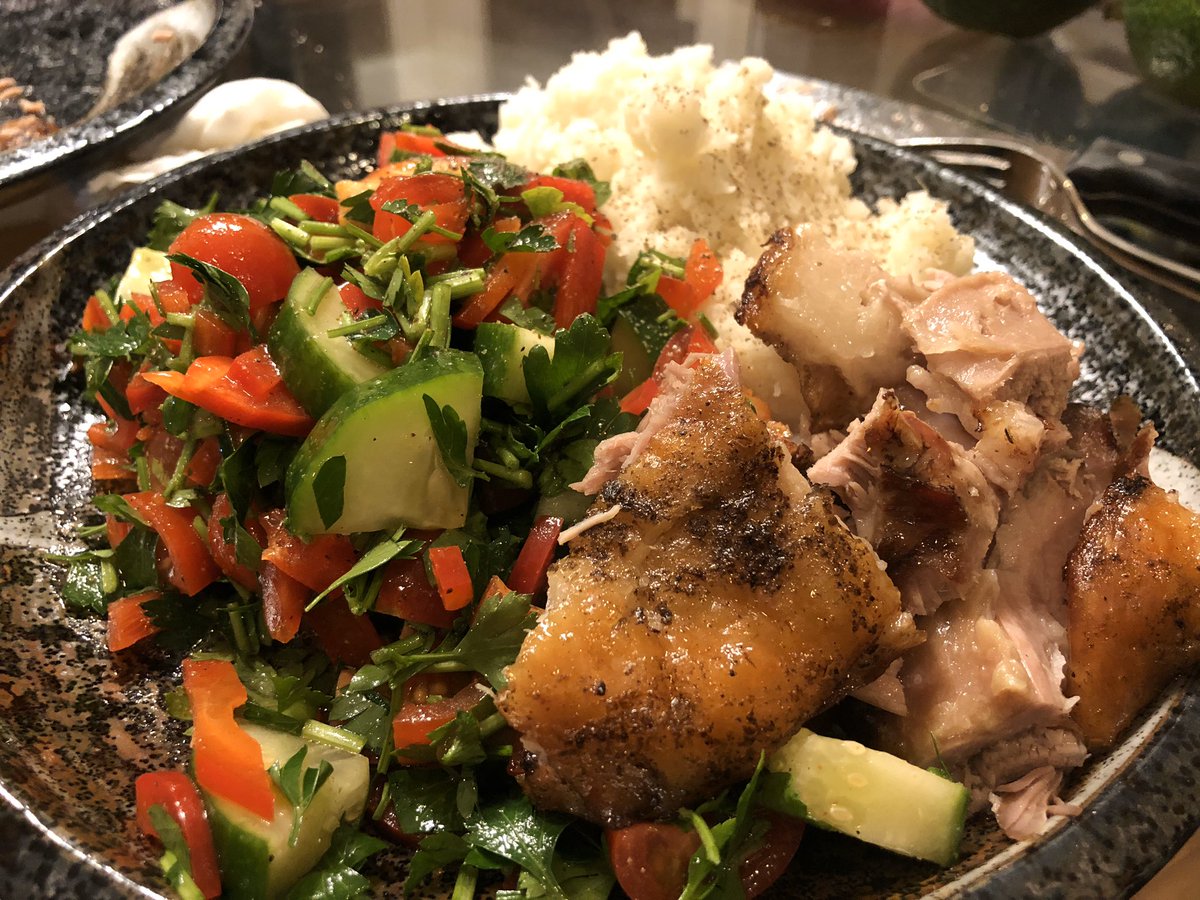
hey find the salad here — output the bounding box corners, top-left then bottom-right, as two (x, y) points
(63, 123), (877, 899)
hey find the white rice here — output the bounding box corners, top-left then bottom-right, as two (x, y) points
(493, 33), (974, 428)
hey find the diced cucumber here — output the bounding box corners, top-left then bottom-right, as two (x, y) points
(202, 723), (370, 900)
(115, 246), (173, 303)
(286, 349), (483, 535)
(268, 268), (389, 417)
(474, 322), (555, 406)
(609, 293), (683, 394)
(765, 729), (969, 866)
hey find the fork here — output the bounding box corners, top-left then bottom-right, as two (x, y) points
(896, 136), (1200, 303)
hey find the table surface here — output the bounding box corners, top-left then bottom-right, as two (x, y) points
(1, 0), (1198, 897)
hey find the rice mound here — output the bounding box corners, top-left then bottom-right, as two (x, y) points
(493, 33), (974, 429)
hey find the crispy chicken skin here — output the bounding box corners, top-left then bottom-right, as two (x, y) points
(498, 358), (918, 827)
(1065, 475), (1200, 749)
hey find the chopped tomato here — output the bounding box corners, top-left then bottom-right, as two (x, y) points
(140, 430), (220, 492)
(608, 823), (702, 900)
(135, 771), (222, 899)
(125, 492), (219, 596)
(206, 492), (261, 591)
(90, 449), (131, 481)
(169, 213), (300, 310)
(339, 281), (382, 316)
(375, 555), (454, 628)
(82, 294), (112, 332)
(377, 131), (447, 168)
(457, 216), (519, 269)
(508, 516), (563, 596)
(187, 436), (221, 487)
(259, 509), (357, 593)
(453, 248), (542, 329)
(289, 193), (340, 224)
(520, 174), (598, 216)
(553, 216), (605, 328)
(370, 173), (469, 245)
(182, 659), (275, 820)
(619, 377), (661, 416)
(106, 515), (133, 549)
(428, 545), (473, 611)
(107, 591), (161, 652)
(305, 598), (382, 667)
(192, 307), (239, 358)
(125, 372), (168, 417)
(88, 415), (138, 454)
(142, 352), (314, 437)
(227, 345), (285, 401)
(260, 561), (307, 643)
(392, 684), (488, 757)
(741, 813), (805, 898)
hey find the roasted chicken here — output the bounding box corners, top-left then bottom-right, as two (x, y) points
(499, 356), (918, 826)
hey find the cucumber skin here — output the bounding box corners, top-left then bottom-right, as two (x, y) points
(766, 729), (969, 867)
(268, 270), (387, 418)
(205, 797), (271, 900)
(474, 322), (554, 406)
(286, 349), (483, 535)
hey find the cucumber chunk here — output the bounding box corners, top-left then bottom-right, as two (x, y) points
(474, 322), (555, 406)
(286, 349), (483, 535)
(609, 293), (682, 394)
(765, 728), (969, 866)
(268, 268), (389, 417)
(202, 723), (370, 900)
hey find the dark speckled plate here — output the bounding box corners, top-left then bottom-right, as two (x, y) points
(0, 0), (253, 196)
(0, 97), (1199, 899)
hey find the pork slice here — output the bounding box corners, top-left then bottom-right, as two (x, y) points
(737, 225), (919, 431)
(808, 389), (1000, 615)
(901, 272), (1083, 427)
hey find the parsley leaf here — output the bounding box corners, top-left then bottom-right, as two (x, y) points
(523, 315), (622, 420)
(271, 159), (335, 199)
(467, 795), (571, 900)
(497, 297), (556, 335)
(340, 190), (376, 226)
(167, 253), (253, 335)
(269, 746), (335, 847)
(551, 159), (611, 208)
(445, 591), (537, 689)
(328, 690), (391, 754)
(387, 767), (466, 836)
(286, 823), (388, 900)
(423, 395), (479, 488)
(481, 223), (559, 255)
(61, 558), (110, 613)
(405, 832), (472, 895)
(520, 186), (590, 223)
(680, 756), (770, 900)
(146, 194), (218, 251)
(312, 455), (347, 530)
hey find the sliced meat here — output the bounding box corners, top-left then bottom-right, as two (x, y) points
(901, 272), (1083, 428)
(499, 357), (918, 826)
(1065, 474), (1200, 749)
(808, 389), (1000, 616)
(736, 226), (917, 431)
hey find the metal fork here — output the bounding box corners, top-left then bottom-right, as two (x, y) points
(896, 136), (1200, 303)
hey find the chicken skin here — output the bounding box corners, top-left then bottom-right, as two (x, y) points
(498, 357), (918, 826)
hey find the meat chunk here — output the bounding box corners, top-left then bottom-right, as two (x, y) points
(736, 226), (917, 431)
(808, 390), (1000, 615)
(900, 272), (1083, 428)
(499, 357), (918, 826)
(1065, 474), (1200, 748)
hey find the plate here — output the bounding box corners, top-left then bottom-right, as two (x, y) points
(0, 0), (254, 198)
(0, 96), (1198, 899)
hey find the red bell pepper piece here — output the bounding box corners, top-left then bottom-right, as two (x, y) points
(260, 561), (308, 644)
(124, 492), (219, 596)
(428, 545), (473, 611)
(258, 509), (358, 593)
(107, 591), (161, 652)
(375, 555), (455, 629)
(289, 193), (340, 224)
(508, 516), (563, 596)
(377, 131), (447, 168)
(135, 771), (223, 899)
(182, 658), (275, 821)
(370, 173), (469, 245)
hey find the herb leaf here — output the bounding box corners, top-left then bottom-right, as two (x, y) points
(312, 455), (347, 530)
(286, 823), (388, 900)
(146, 194), (218, 251)
(551, 159), (611, 208)
(467, 795), (570, 900)
(482, 223), (558, 255)
(422, 395), (479, 488)
(405, 832), (472, 895)
(269, 745), (335, 847)
(147, 804), (205, 900)
(167, 253), (253, 335)
(306, 527), (422, 611)
(272, 160), (335, 199)
(523, 315), (622, 420)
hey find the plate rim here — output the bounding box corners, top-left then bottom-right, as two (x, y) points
(0, 0), (256, 192)
(1, 92), (1198, 899)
